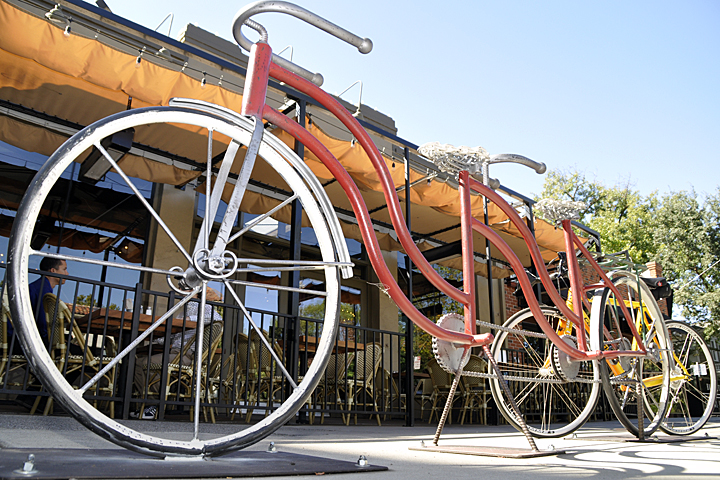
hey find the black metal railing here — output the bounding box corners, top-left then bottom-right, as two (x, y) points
(1, 264), (409, 423)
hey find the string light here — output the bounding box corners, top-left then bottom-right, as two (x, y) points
(201, 71), (207, 89)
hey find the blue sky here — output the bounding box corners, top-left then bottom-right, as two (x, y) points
(89, 0), (719, 200)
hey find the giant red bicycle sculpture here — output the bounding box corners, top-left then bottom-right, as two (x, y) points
(7, 1), (672, 458)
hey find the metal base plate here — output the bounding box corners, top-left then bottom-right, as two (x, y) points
(409, 444), (565, 458)
(568, 434), (716, 443)
(0, 448), (387, 479)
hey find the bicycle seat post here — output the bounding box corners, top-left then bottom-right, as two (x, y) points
(241, 23), (272, 119)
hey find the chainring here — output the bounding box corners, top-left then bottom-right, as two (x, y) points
(432, 313), (471, 373)
(551, 335), (580, 381)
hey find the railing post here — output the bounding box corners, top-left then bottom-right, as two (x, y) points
(155, 290), (175, 421)
(286, 96), (305, 419)
(121, 282), (143, 419)
(403, 147), (414, 427)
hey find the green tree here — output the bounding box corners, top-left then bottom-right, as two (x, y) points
(75, 294), (118, 310)
(538, 169), (720, 332)
(299, 301), (358, 337)
(653, 189), (720, 331)
(537, 169), (657, 262)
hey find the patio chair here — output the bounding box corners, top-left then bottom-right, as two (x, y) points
(379, 368), (406, 421)
(1, 284), (33, 393)
(311, 351), (354, 424)
(144, 321), (224, 420)
(36, 293), (117, 417)
(201, 349), (233, 424)
(247, 329), (285, 421)
(459, 355), (489, 425)
(426, 357), (460, 424)
(343, 342), (383, 426)
(227, 332), (256, 422)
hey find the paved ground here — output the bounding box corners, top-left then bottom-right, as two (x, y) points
(1, 410), (719, 479)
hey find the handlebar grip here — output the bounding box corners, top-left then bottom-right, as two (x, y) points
(489, 153), (546, 174)
(232, 1), (373, 86)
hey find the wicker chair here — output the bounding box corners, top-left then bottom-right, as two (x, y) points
(143, 321), (224, 420)
(37, 293), (117, 416)
(311, 351), (354, 424)
(379, 368), (406, 421)
(426, 357), (460, 424)
(246, 329), (285, 421)
(1, 284), (33, 392)
(343, 343), (383, 426)
(227, 332), (256, 422)
(459, 355), (489, 425)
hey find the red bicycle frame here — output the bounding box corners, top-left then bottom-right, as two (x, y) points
(245, 41), (645, 361)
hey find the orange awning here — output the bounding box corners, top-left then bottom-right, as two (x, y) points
(0, 0), (576, 276)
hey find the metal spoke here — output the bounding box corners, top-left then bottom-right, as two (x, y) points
(32, 250), (189, 278)
(95, 141), (193, 264)
(78, 287), (201, 394)
(223, 277), (329, 296)
(227, 194), (298, 244)
(223, 280), (297, 388)
(193, 285), (208, 440)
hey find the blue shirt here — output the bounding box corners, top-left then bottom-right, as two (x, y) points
(7, 277), (54, 345)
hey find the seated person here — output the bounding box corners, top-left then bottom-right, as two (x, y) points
(5, 258), (68, 409)
(7, 257), (68, 354)
(132, 287), (222, 419)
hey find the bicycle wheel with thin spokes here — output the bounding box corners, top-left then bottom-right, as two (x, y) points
(489, 307), (601, 438)
(8, 106), (345, 457)
(659, 321), (717, 435)
(591, 271), (671, 437)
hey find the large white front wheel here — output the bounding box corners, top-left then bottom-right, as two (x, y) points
(8, 106), (345, 457)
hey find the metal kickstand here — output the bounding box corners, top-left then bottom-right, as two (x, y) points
(432, 369), (463, 446)
(637, 376), (645, 441)
(412, 345), (564, 458)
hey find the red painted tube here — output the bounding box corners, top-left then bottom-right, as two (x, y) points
(571, 233), (647, 354)
(458, 172), (477, 335)
(267, 63), (472, 310)
(562, 219), (588, 351)
(464, 175), (583, 326)
(263, 106), (491, 347)
(459, 173), (592, 360)
(241, 43), (272, 118)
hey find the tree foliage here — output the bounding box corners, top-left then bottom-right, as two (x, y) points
(653, 189), (720, 332)
(537, 170), (720, 331)
(537, 170), (657, 262)
(75, 294), (118, 310)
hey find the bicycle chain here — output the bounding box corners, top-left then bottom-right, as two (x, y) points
(460, 369), (601, 384)
(476, 319), (550, 338)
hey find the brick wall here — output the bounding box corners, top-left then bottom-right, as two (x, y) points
(504, 280), (523, 318)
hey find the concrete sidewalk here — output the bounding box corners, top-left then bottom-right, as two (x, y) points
(1, 412), (719, 479)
